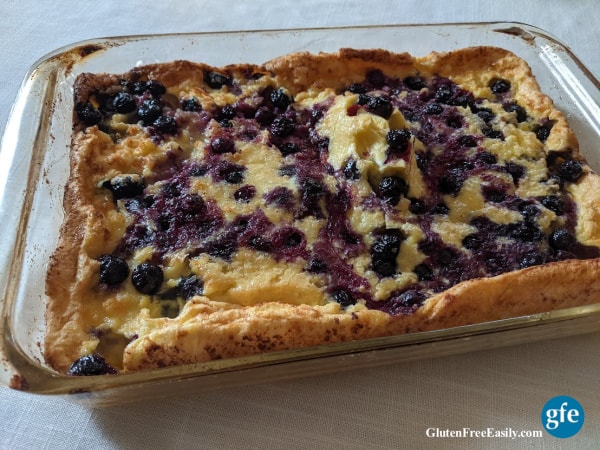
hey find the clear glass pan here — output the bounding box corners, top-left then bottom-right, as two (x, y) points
(1, 22), (599, 406)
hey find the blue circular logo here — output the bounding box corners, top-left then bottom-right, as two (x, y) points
(541, 395), (584, 438)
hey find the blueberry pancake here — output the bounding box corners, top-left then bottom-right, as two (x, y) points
(45, 47), (600, 375)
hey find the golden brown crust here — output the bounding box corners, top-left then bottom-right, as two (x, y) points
(45, 132), (111, 371)
(570, 173), (600, 247)
(46, 47), (600, 374)
(123, 258), (600, 370)
(264, 48), (416, 94)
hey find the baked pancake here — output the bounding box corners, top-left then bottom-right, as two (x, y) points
(45, 47), (600, 374)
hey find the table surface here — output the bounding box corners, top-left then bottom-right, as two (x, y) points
(2, 1), (599, 449)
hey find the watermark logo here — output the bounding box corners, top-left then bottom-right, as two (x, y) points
(541, 395), (584, 438)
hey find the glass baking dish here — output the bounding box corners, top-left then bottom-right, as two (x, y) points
(1, 22), (599, 406)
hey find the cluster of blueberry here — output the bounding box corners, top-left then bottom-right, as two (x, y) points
(339, 70), (595, 309)
(76, 79), (178, 137)
(80, 66), (595, 320)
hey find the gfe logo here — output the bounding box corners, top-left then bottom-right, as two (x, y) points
(541, 395), (584, 438)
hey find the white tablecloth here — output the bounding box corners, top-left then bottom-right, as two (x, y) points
(1, 1), (599, 448)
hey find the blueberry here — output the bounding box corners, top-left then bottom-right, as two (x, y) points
(462, 233), (483, 250)
(177, 193), (207, 216)
(254, 107), (275, 125)
(111, 92), (136, 114)
(549, 229), (575, 250)
(142, 195), (156, 207)
(434, 85), (453, 103)
(401, 110), (420, 122)
(482, 185), (506, 203)
(278, 165), (297, 177)
(277, 142), (300, 156)
(103, 174), (145, 200)
(446, 116), (463, 129)
(137, 98), (162, 125)
(372, 257), (396, 277)
(519, 252), (544, 268)
(558, 159), (583, 183)
(205, 71), (231, 89)
(131, 79), (166, 96)
(67, 354), (117, 376)
(357, 94), (370, 106)
(210, 136), (235, 154)
(477, 151), (497, 164)
(270, 117), (295, 137)
(271, 227), (305, 252)
(283, 231), (303, 248)
(224, 169), (245, 184)
(157, 214), (171, 231)
(181, 98), (202, 112)
(507, 222), (542, 242)
(415, 153), (429, 171)
(438, 171), (463, 195)
(413, 263), (433, 281)
(431, 203), (449, 215)
(476, 108), (495, 123)
(377, 176), (408, 205)
(371, 229), (403, 257)
(409, 198), (427, 214)
(145, 80), (167, 96)
(347, 83), (366, 94)
(484, 254), (510, 274)
(218, 105), (236, 125)
(131, 81), (149, 95)
(306, 257), (327, 273)
(541, 195), (564, 215)
(371, 229), (403, 277)
(447, 95), (472, 108)
(423, 103), (444, 115)
(535, 124), (552, 142)
(205, 235), (237, 260)
(178, 275), (204, 300)
(482, 127), (504, 140)
(519, 203), (540, 222)
(506, 162), (525, 184)
(247, 235), (272, 252)
(490, 78), (511, 94)
(152, 115), (178, 135)
(233, 185), (256, 202)
(343, 159), (361, 180)
(270, 88), (293, 109)
(503, 103), (527, 122)
(342, 232), (358, 246)
(231, 216), (249, 233)
(418, 239), (437, 255)
(438, 248), (458, 266)
(331, 288), (356, 307)
(98, 255), (129, 285)
(132, 263), (164, 295)
(365, 95), (393, 119)
(386, 129), (411, 152)
(404, 76), (426, 90)
(395, 290), (424, 307)
(76, 102), (102, 126)
(458, 135), (478, 147)
(300, 178), (325, 200)
(189, 165), (207, 177)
